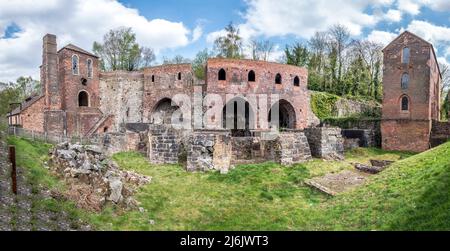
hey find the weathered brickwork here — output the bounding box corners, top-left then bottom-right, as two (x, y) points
(381, 31), (442, 152)
(19, 97), (45, 132)
(206, 58), (309, 130)
(187, 130), (232, 173)
(99, 71), (144, 130)
(148, 125), (180, 164)
(305, 127), (344, 159)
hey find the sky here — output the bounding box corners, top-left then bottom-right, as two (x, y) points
(0, 0), (449, 83)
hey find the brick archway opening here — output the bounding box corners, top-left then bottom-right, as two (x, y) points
(222, 97), (254, 137)
(268, 99), (296, 129)
(150, 98), (180, 125)
(78, 91), (89, 107)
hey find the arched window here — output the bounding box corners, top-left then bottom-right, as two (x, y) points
(218, 68), (226, 81)
(151, 75), (155, 82)
(178, 72), (182, 80)
(294, 76), (300, 86)
(401, 73), (409, 89)
(78, 91), (89, 107)
(248, 70), (256, 82)
(87, 59), (93, 78)
(275, 73), (282, 84)
(401, 96), (409, 111)
(402, 47), (410, 64)
(72, 55), (79, 75)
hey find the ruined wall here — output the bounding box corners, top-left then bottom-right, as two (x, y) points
(99, 71), (144, 130)
(305, 127), (344, 159)
(206, 58), (309, 130)
(142, 64), (194, 123)
(275, 131), (312, 165)
(187, 130), (232, 173)
(430, 120), (450, 147)
(333, 98), (381, 118)
(148, 125), (180, 164)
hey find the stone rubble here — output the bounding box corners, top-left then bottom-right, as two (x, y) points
(48, 142), (151, 211)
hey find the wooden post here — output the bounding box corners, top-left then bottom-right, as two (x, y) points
(9, 146), (17, 195)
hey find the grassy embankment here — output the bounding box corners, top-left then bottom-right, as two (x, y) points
(6, 136), (450, 230)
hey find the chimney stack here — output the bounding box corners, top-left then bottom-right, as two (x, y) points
(42, 34), (59, 109)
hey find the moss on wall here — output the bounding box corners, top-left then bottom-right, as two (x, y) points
(310, 92), (340, 120)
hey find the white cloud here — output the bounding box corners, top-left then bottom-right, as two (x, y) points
(384, 9), (402, 22)
(406, 20), (450, 45)
(367, 30), (398, 45)
(0, 0), (198, 82)
(236, 0), (401, 39)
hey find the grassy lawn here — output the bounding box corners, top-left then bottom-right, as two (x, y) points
(6, 136), (450, 230)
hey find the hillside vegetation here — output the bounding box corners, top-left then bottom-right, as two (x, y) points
(5, 136), (449, 230)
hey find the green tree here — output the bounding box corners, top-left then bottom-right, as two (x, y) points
(192, 49), (212, 80)
(93, 27), (155, 71)
(284, 43), (309, 67)
(214, 22), (243, 59)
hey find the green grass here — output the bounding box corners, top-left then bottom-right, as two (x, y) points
(6, 136), (450, 230)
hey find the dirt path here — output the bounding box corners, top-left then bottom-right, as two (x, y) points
(0, 135), (91, 231)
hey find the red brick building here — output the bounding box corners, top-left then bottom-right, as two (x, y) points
(8, 34), (310, 137)
(381, 31), (442, 152)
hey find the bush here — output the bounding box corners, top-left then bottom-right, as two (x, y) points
(310, 92), (340, 119)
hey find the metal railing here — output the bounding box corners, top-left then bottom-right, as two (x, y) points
(7, 126), (102, 145)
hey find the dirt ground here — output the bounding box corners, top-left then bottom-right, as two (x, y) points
(0, 135), (91, 231)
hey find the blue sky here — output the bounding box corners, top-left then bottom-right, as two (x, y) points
(0, 0), (449, 82)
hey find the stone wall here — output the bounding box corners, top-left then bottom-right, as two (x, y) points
(148, 125), (180, 164)
(341, 129), (376, 148)
(187, 130), (232, 173)
(275, 131), (312, 165)
(430, 120), (450, 147)
(99, 72), (144, 130)
(305, 127), (344, 159)
(332, 98), (380, 117)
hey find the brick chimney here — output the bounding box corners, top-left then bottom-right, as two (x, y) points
(42, 34), (60, 109)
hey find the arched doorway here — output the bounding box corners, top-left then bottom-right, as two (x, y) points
(222, 97), (255, 137)
(78, 91), (89, 107)
(268, 99), (296, 129)
(150, 98), (180, 125)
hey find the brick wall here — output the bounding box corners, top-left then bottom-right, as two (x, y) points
(20, 97), (45, 132)
(381, 120), (431, 152)
(206, 58), (309, 130)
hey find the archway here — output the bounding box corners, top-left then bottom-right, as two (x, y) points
(268, 99), (297, 129)
(150, 98), (180, 125)
(222, 97), (255, 137)
(78, 91), (89, 107)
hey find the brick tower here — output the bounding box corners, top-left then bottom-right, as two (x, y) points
(381, 31), (442, 152)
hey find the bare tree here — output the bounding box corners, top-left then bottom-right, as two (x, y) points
(329, 24), (351, 85)
(249, 39), (274, 61)
(308, 31), (328, 74)
(352, 40), (383, 97)
(440, 62), (450, 99)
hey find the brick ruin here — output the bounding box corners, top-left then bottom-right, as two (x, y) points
(6, 31), (449, 172)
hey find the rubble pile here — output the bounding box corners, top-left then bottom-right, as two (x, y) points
(48, 142), (151, 211)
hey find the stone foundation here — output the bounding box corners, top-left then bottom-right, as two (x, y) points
(305, 127), (344, 159)
(275, 131), (312, 165)
(148, 125), (180, 164)
(187, 130), (232, 173)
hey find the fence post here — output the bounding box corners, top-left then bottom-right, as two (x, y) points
(13, 127), (16, 136)
(9, 146), (17, 195)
